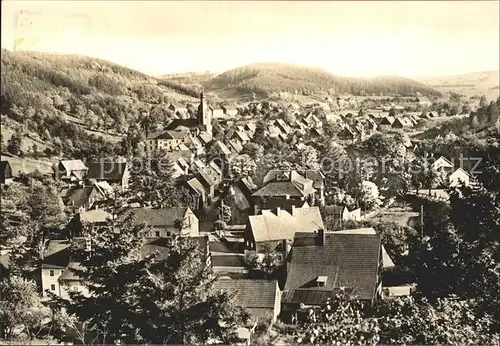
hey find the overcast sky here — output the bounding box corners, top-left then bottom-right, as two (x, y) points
(2, 1), (499, 77)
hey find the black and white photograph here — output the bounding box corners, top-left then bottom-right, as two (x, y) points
(0, 1), (499, 345)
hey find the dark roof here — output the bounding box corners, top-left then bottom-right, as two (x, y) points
(164, 118), (201, 131)
(282, 288), (338, 305)
(285, 233), (381, 300)
(42, 239), (86, 269)
(65, 186), (94, 209)
(214, 279), (278, 309)
(87, 162), (128, 181)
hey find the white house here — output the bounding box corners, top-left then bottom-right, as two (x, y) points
(431, 156), (454, 172)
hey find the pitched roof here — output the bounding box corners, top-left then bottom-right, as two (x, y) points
(42, 238), (86, 269)
(64, 186), (93, 208)
(253, 171), (315, 198)
(60, 159), (88, 172)
(198, 166), (222, 187)
(213, 140), (231, 156)
(332, 228), (395, 268)
(264, 170), (324, 190)
(214, 279), (278, 309)
(87, 162), (128, 181)
(285, 233), (381, 300)
(228, 139), (243, 154)
(211, 254), (247, 268)
(248, 206), (324, 242)
(186, 178), (205, 196)
(380, 116), (395, 125)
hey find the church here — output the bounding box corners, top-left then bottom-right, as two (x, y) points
(144, 91), (213, 156)
(164, 91), (212, 138)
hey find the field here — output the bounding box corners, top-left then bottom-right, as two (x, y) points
(0, 155), (56, 176)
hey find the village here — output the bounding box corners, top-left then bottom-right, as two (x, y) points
(2, 85), (491, 345)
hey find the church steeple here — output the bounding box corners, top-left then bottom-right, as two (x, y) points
(197, 89), (212, 137)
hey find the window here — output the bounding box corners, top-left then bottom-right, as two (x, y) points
(50, 284), (56, 291)
(49, 270), (55, 277)
(166, 232), (171, 237)
(155, 231), (160, 237)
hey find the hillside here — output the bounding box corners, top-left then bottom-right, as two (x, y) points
(0, 49), (196, 158)
(203, 62), (442, 98)
(415, 70), (500, 100)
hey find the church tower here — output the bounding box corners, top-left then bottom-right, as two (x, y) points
(197, 90), (212, 136)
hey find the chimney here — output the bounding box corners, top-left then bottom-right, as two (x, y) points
(317, 229), (325, 246)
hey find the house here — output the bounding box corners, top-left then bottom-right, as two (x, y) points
(337, 127), (355, 141)
(323, 205), (361, 222)
(61, 183), (110, 214)
(228, 139), (244, 155)
(282, 231), (383, 311)
(263, 170), (325, 207)
(197, 165), (223, 202)
(428, 111), (439, 118)
(391, 117), (407, 129)
(273, 119), (292, 136)
(449, 167), (471, 187)
(119, 206), (199, 237)
(145, 130), (190, 155)
(54, 159), (88, 184)
(214, 279), (281, 323)
(41, 238), (89, 299)
(431, 156), (454, 172)
(379, 116), (395, 130)
(223, 184), (252, 225)
(86, 161), (129, 192)
(220, 105), (239, 117)
(211, 254), (249, 276)
(245, 205), (324, 259)
(164, 92), (212, 139)
(66, 209), (113, 238)
(252, 171), (317, 214)
(211, 140), (232, 158)
(0, 160), (13, 185)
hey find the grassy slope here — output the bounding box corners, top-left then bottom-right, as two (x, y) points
(415, 70), (500, 100)
(1, 50), (198, 155)
(202, 62), (442, 99)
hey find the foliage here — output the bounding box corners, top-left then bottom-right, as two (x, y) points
(229, 154), (257, 181)
(208, 62), (441, 97)
(6, 130), (22, 156)
(0, 275), (51, 340)
(128, 156), (189, 208)
(355, 181), (381, 211)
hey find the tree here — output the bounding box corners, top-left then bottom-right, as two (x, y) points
(244, 244), (281, 278)
(61, 218), (249, 344)
(229, 154), (257, 181)
(0, 275), (51, 340)
(241, 142), (264, 161)
(129, 156), (186, 208)
(377, 297), (499, 345)
(7, 130), (22, 156)
(294, 288), (379, 345)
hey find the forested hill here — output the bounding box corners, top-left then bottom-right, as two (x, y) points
(205, 62), (442, 97)
(0, 50), (196, 158)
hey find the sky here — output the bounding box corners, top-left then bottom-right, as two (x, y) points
(1, 1), (499, 77)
